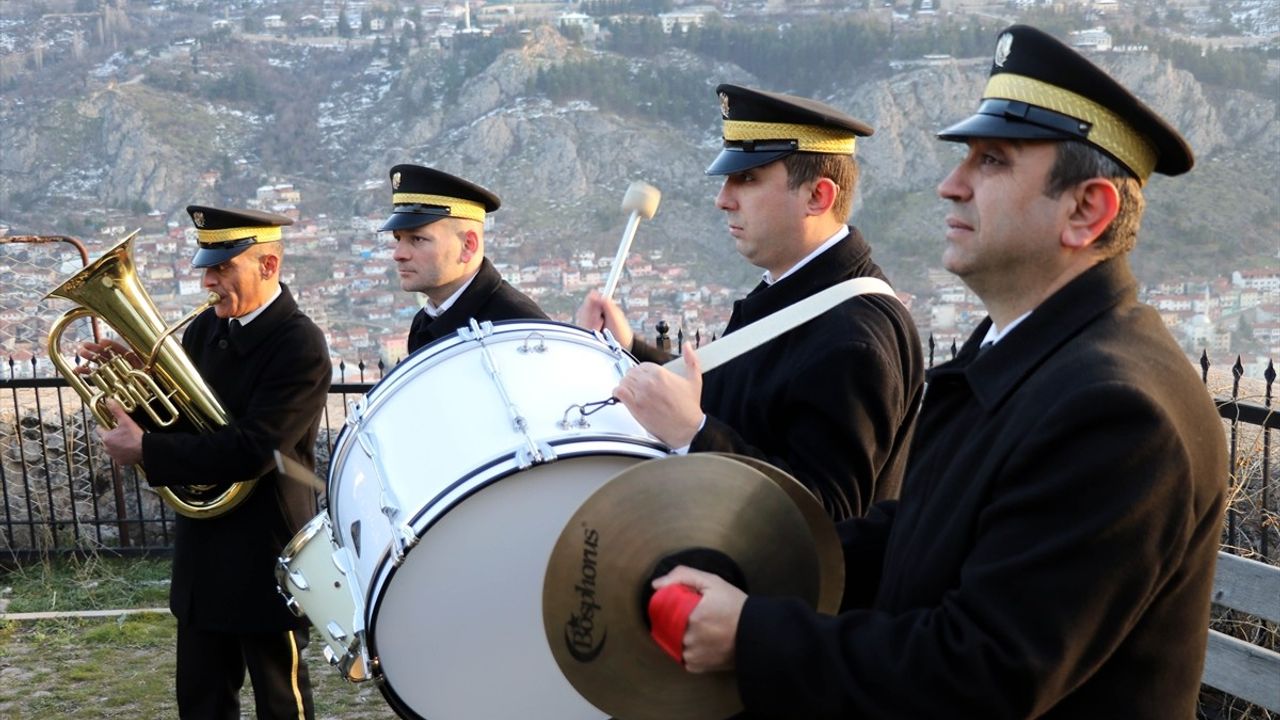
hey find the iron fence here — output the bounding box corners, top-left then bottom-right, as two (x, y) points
(2, 342), (1275, 567)
(0, 354), (384, 564)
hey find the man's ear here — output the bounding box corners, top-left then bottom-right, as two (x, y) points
(1062, 178), (1120, 250)
(806, 177), (839, 217)
(260, 251), (280, 280)
(459, 228), (480, 263)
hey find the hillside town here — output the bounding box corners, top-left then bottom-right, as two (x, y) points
(1, 178), (1276, 380)
(2, 0), (1277, 72)
(1, 0), (1276, 379)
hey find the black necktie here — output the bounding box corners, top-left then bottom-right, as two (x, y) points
(216, 319), (237, 350)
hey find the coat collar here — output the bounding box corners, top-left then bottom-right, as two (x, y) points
(728, 226), (882, 331)
(220, 283), (300, 353)
(421, 257), (502, 339)
(928, 258), (1138, 411)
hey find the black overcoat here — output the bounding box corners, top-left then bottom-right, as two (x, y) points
(143, 284), (331, 633)
(634, 229), (924, 520)
(735, 259), (1228, 719)
(406, 257), (547, 354)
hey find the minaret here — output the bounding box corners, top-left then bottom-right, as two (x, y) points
(464, 1), (471, 31)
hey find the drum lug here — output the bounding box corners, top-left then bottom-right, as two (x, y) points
(601, 328), (623, 352)
(390, 523), (419, 566)
(516, 440), (557, 469)
(281, 595), (303, 618)
(457, 318), (494, 341)
(345, 397), (366, 430)
(274, 556), (308, 618)
(287, 568), (310, 591)
(600, 330), (632, 377)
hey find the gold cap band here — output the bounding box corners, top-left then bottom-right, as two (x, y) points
(722, 119), (857, 155)
(196, 225), (283, 245)
(984, 73), (1157, 181)
(391, 193), (487, 222)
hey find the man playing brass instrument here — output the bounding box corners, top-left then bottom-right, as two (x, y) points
(85, 206), (330, 720)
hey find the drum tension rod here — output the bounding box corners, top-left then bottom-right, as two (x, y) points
(461, 319), (555, 466)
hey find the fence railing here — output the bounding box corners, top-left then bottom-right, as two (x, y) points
(0, 354), (385, 563)
(2, 339), (1277, 716)
(3, 343), (1275, 566)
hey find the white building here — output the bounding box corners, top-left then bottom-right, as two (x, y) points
(1232, 269), (1280, 292)
(658, 6), (716, 33)
(1070, 27), (1113, 52)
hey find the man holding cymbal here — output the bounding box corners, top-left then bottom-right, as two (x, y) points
(655, 26), (1227, 719)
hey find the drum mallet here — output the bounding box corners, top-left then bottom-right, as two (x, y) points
(601, 181), (661, 303)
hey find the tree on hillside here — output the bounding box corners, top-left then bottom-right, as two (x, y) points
(558, 22), (584, 43)
(338, 5), (354, 38)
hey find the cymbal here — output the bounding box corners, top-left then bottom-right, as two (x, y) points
(542, 454), (842, 720)
(706, 453), (844, 613)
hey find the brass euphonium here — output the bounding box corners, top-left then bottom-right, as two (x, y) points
(44, 230), (256, 519)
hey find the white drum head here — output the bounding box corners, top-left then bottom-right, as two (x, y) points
(370, 454), (640, 719)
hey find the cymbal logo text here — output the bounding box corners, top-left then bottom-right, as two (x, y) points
(563, 526), (608, 662)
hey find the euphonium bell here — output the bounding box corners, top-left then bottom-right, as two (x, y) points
(44, 230), (256, 519)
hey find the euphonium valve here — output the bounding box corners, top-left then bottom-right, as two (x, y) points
(44, 230), (256, 519)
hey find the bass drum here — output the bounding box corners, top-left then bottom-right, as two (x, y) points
(328, 320), (668, 719)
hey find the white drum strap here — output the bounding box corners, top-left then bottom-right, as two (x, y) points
(665, 277), (899, 376)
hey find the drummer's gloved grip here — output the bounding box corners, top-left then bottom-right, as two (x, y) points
(648, 584), (702, 664)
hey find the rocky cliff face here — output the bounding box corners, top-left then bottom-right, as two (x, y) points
(2, 82), (251, 218)
(1, 25), (1274, 288)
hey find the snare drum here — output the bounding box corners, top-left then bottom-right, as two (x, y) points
(328, 320), (668, 719)
(275, 512), (368, 681)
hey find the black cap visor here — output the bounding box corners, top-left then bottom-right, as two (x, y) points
(191, 238), (257, 269)
(379, 206), (453, 233)
(938, 99), (1088, 144)
(705, 146), (796, 176)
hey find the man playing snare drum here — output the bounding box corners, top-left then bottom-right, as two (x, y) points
(381, 164), (547, 355)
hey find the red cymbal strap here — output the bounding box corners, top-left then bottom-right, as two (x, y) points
(648, 584), (702, 664)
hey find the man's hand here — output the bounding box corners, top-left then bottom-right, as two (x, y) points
(76, 339), (141, 374)
(96, 399), (144, 467)
(613, 344), (703, 447)
(576, 289), (634, 351)
(652, 565), (747, 673)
